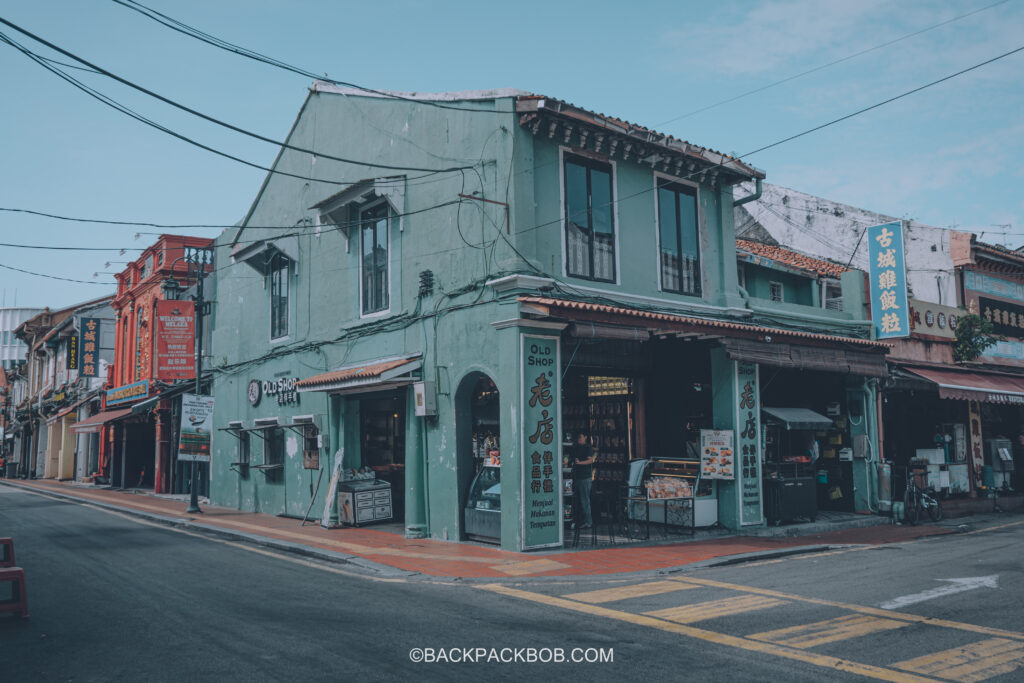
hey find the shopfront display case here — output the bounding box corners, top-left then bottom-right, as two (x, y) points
(761, 409), (828, 523)
(465, 464), (501, 544)
(337, 477), (393, 527)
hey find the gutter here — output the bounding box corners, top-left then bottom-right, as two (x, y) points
(733, 178), (763, 207)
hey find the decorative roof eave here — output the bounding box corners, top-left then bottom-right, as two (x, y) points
(971, 241), (1024, 272)
(516, 97), (763, 186)
(518, 296), (889, 351)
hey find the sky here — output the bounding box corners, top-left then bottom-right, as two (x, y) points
(1, 0), (1022, 309)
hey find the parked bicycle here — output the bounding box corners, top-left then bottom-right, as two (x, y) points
(902, 463), (943, 525)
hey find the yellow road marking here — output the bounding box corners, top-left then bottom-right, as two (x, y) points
(894, 638), (1024, 682)
(563, 580), (698, 604)
(749, 614), (909, 649)
(672, 577), (1024, 641)
(478, 584), (936, 683)
(646, 595), (786, 624)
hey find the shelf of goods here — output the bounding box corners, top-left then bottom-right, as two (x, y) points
(562, 397), (632, 489)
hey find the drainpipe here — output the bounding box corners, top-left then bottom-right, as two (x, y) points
(733, 178), (763, 207)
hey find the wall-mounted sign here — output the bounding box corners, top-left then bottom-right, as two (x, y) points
(258, 377), (300, 405)
(178, 393), (214, 463)
(154, 300), (195, 381)
(868, 221), (910, 339)
(67, 334), (78, 371)
(521, 335), (562, 550)
(908, 299), (961, 340)
(79, 317), (101, 377)
(736, 362), (763, 525)
(700, 429), (735, 480)
(978, 296), (1024, 339)
(247, 380), (262, 406)
(106, 380), (149, 407)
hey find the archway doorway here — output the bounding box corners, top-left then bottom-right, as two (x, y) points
(455, 372), (500, 542)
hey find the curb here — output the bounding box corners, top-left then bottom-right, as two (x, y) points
(1, 480), (415, 579)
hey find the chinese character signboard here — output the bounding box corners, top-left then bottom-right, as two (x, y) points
(106, 379), (149, 407)
(978, 297), (1024, 339)
(736, 362), (763, 525)
(155, 300), (195, 380)
(700, 429), (735, 480)
(868, 221), (910, 339)
(178, 393), (214, 463)
(521, 335), (562, 550)
(67, 334), (78, 370)
(968, 400), (984, 489)
(79, 317), (101, 377)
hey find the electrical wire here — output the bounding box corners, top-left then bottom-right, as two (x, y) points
(655, 0), (1012, 125)
(0, 18), (476, 175)
(112, 0), (507, 115)
(0, 261), (114, 284)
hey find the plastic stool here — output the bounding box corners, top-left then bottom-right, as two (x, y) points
(0, 538), (13, 568)
(0, 567), (28, 618)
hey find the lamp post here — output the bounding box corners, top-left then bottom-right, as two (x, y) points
(161, 246), (212, 515)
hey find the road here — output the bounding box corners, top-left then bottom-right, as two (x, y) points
(2, 484), (1023, 682)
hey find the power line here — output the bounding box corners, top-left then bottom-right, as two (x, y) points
(0, 241), (141, 252)
(656, 0), (1011, 126)
(112, 0), (507, 115)
(0, 261), (115, 285)
(0, 17), (477, 175)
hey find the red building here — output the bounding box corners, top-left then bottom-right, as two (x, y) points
(100, 235), (213, 493)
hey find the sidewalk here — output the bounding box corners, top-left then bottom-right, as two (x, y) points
(1, 478), (982, 580)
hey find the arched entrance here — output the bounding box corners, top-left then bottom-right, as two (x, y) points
(455, 372), (500, 542)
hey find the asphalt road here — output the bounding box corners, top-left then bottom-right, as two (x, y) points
(2, 485), (1023, 682)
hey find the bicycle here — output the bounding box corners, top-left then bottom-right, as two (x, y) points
(902, 464), (943, 525)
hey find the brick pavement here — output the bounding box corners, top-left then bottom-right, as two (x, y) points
(2, 479), (959, 579)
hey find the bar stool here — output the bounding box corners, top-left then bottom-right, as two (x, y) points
(0, 538), (14, 568)
(0, 566), (28, 618)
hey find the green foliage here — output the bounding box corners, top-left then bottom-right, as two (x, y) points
(953, 313), (1002, 362)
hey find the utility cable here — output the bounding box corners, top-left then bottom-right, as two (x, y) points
(112, 0), (507, 115)
(0, 17), (476, 174)
(0, 261), (114, 285)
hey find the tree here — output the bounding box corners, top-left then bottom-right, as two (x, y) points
(953, 313), (1002, 362)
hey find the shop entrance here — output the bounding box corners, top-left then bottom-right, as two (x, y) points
(456, 373), (501, 543)
(359, 392), (406, 522)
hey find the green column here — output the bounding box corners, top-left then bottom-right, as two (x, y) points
(404, 388), (427, 539)
(847, 378), (880, 513)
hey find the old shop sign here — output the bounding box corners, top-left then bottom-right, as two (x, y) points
(106, 380), (150, 406)
(521, 335), (562, 550)
(255, 377), (301, 406)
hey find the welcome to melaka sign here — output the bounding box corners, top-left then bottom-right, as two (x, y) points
(521, 335), (562, 550)
(155, 300), (196, 381)
(868, 221), (910, 339)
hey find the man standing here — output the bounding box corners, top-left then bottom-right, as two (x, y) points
(571, 432), (596, 529)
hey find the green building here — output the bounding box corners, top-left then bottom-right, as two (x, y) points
(208, 85), (888, 551)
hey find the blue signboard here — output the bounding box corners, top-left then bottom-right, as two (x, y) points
(867, 221), (910, 339)
(106, 379), (150, 407)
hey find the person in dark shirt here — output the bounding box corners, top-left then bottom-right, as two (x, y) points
(570, 432), (596, 528)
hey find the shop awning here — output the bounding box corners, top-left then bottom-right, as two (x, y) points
(900, 366), (1024, 404)
(131, 381), (194, 415)
(296, 355), (422, 394)
(69, 408), (134, 434)
(762, 407), (835, 430)
(722, 338), (888, 377)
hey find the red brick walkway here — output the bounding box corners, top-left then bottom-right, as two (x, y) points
(3, 479), (958, 578)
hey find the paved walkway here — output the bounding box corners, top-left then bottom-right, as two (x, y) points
(2, 478), (966, 579)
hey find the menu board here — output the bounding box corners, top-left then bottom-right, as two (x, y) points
(700, 429), (735, 480)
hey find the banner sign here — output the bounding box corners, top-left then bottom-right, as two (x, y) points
(736, 362), (763, 525)
(106, 379), (149, 407)
(79, 317), (101, 377)
(867, 221), (910, 339)
(978, 296), (1024, 339)
(67, 334), (79, 370)
(968, 400), (984, 489)
(178, 393), (214, 463)
(521, 334), (562, 550)
(700, 429), (735, 480)
(155, 300), (196, 380)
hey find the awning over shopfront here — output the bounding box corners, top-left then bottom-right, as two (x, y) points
(131, 381), (194, 415)
(295, 355), (422, 394)
(69, 408), (134, 434)
(722, 338), (888, 377)
(762, 407), (836, 430)
(900, 366), (1024, 404)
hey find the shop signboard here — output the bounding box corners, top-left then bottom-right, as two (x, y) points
(106, 380), (149, 407)
(154, 300), (196, 380)
(968, 400), (984, 488)
(978, 297), (1024, 339)
(700, 429), (735, 480)
(178, 393), (214, 463)
(521, 334), (562, 550)
(78, 317), (101, 377)
(67, 334), (78, 370)
(867, 221), (910, 339)
(735, 362), (763, 526)
(908, 299), (960, 340)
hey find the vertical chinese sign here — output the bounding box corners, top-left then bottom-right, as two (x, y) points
(736, 362), (763, 525)
(868, 221), (910, 339)
(521, 335), (562, 549)
(78, 317), (101, 377)
(968, 400), (984, 489)
(155, 300), (196, 380)
(67, 333), (78, 371)
(178, 393), (214, 463)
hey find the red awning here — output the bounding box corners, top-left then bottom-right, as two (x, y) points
(296, 355), (422, 393)
(69, 408), (134, 434)
(901, 366), (1024, 404)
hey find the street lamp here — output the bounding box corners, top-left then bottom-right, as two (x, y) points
(161, 246), (212, 515)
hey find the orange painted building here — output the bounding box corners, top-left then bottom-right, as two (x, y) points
(101, 234), (213, 493)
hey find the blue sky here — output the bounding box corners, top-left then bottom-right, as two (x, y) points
(1, 0), (1022, 309)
